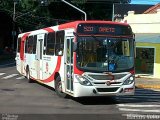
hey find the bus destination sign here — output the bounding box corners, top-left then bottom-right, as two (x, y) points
(77, 23), (132, 35)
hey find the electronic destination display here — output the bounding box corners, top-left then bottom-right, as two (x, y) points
(77, 23), (133, 35)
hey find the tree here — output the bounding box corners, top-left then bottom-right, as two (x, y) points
(0, 0), (131, 32)
(0, 0), (54, 32)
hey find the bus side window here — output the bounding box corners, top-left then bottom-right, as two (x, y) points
(55, 30), (64, 56)
(33, 35), (37, 54)
(46, 32), (55, 55)
(25, 37), (29, 53)
(17, 37), (21, 53)
(43, 34), (47, 55)
(28, 36), (34, 54)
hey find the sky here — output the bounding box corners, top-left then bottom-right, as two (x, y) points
(131, 0), (160, 5)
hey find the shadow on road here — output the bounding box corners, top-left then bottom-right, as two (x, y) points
(25, 75), (160, 105)
(72, 96), (118, 105)
(35, 79), (160, 105)
(35, 81), (118, 105)
(72, 88), (160, 105)
(62, 87), (160, 105)
(115, 87), (160, 104)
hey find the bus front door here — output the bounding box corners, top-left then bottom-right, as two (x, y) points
(65, 37), (74, 93)
(36, 34), (44, 80)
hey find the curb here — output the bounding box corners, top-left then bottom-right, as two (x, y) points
(136, 84), (160, 89)
(135, 75), (154, 79)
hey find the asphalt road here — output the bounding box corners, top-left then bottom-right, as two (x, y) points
(0, 63), (160, 120)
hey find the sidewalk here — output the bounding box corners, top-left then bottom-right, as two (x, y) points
(136, 77), (160, 89)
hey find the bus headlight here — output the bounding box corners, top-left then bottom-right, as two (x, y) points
(123, 76), (134, 85)
(75, 75), (92, 86)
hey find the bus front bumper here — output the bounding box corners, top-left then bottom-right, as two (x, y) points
(73, 82), (135, 97)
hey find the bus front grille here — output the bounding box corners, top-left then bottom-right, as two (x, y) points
(96, 87), (119, 92)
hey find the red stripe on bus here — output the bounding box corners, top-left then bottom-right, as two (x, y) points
(58, 21), (78, 30)
(73, 53), (84, 75)
(20, 33), (30, 60)
(40, 27), (56, 83)
(41, 56), (61, 83)
(43, 27), (54, 32)
(58, 21), (129, 30)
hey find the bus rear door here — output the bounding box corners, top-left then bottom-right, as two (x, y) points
(36, 34), (44, 80)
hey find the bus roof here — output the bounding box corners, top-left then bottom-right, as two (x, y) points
(18, 20), (130, 37)
(58, 20), (129, 30)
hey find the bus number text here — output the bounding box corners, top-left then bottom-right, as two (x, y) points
(83, 26), (94, 32)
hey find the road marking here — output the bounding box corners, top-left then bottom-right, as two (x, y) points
(16, 76), (25, 79)
(135, 93), (160, 95)
(117, 89), (160, 115)
(117, 94), (160, 99)
(119, 108), (160, 113)
(2, 74), (19, 79)
(0, 73), (5, 76)
(118, 96), (160, 99)
(135, 89), (160, 92)
(117, 104), (160, 108)
(135, 91), (160, 94)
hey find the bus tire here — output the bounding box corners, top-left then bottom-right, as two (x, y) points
(55, 76), (67, 98)
(26, 67), (33, 83)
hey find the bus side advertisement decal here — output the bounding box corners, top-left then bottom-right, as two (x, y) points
(41, 56), (62, 83)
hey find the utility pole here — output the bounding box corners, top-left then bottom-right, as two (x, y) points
(61, 0), (87, 21)
(12, 0), (19, 50)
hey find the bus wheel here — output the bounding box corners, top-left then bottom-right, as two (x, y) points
(55, 76), (67, 98)
(26, 67), (33, 83)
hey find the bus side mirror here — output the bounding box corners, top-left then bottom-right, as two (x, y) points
(73, 42), (77, 52)
(58, 50), (63, 56)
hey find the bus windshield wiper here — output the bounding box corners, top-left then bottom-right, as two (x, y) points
(91, 35), (101, 42)
(73, 32), (79, 37)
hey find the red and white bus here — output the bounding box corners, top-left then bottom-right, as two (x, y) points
(15, 20), (135, 97)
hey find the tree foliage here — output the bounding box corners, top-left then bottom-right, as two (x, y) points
(0, 0), (53, 31)
(0, 0), (131, 32)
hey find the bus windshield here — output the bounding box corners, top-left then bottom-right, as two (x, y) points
(76, 36), (134, 72)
